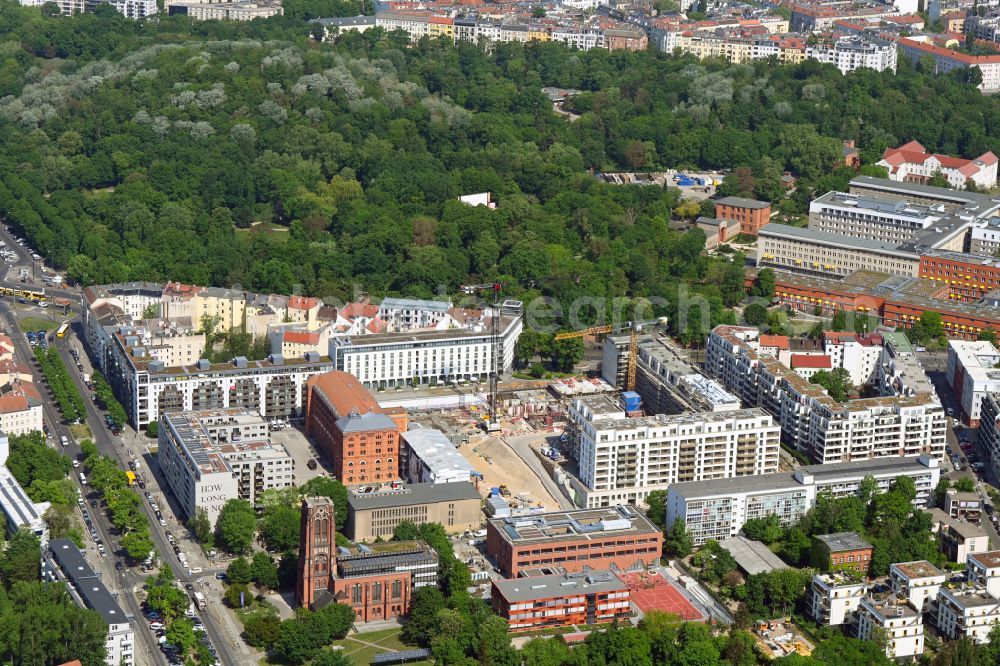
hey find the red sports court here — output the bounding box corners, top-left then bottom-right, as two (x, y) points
(622, 571), (704, 621)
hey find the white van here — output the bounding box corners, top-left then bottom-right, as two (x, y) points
(60, 435), (69, 447)
(79, 473), (87, 485)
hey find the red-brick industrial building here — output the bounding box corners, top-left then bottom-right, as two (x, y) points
(715, 197), (772, 236)
(305, 371), (407, 486)
(486, 506), (662, 579)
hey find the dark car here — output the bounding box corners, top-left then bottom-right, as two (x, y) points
(215, 572), (226, 581)
(115, 561), (124, 571)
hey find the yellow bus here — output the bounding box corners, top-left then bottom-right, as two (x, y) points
(126, 471), (136, 487)
(56, 322), (69, 338)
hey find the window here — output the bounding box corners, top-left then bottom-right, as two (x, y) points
(373, 582), (382, 602)
(392, 580), (402, 599)
(352, 584), (362, 604)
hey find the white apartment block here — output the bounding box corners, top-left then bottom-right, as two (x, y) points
(568, 395), (779, 509)
(890, 561), (945, 611)
(947, 339), (1000, 426)
(377, 297), (451, 331)
(898, 37), (1000, 93)
(157, 409), (293, 524)
(971, 218), (1000, 255)
(878, 140), (998, 190)
(823, 332), (883, 386)
(665, 454), (940, 545)
(19, 0), (85, 14)
(330, 307), (522, 390)
(936, 516), (990, 564)
(705, 326), (946, 464)
(936, 587), (1000, 643)
(810, 573), (868, 625)
(107, 0), (157, 17)
(806, 37), (897, 74)
(977, 393), (1000, 484)
(167, 0), (282, 19)
(857, 595), (924, 659)
(876, 332), (936, 400)
(967, 551), (1000, 598)
(756, 223), (920, 279)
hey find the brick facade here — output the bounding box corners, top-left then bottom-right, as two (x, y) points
(296, 496), (337, 609)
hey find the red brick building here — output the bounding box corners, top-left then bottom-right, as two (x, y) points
(295, 495), (439, 620)
(296, 496), (337, 609)
(715, 197), (772, 236)
(919, 251), (1000, 302)
(492, 570), (632, 632)
(486, 507), (662, 579)
(305, 371), (407, 485)
(813, 532), (873, 575)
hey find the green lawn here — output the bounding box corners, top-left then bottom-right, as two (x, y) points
(235, 221), (289, 244)
(330, 628), (418, 666)
(19, 316), (60, 332)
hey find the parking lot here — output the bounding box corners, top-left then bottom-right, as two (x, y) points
(269, 424), (332, 485)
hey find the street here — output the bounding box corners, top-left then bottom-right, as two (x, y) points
(0, 225), (247, 665)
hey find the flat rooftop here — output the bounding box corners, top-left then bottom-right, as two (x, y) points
(759, 223), (921, 257)
(941, 587), (1000, 608)
(668, 455), (936, 500)
(969, 550), (1000, 569)
(850, 176), (1000, 213)
(588, 407), (773, 432)
(493, 570), (627, 603)
(892, 560), (944, 580)
(401, 427), (478, 479)
(816, 532), (872, 552)
(948, 340), (1000, 382)
(348, 481), (480, 510)
(162, 409), (286, 476)
(489, 505), (659, 546)
(0, 466), (46, 531)
(49, 539), (128, 625)
(332, 315), (519, 347)
(864, 594), (920, 618)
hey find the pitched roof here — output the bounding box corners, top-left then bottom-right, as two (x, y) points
(758, 335), (790, 350)
(283, 331), (319, 345)
(791, 354), (832, 369)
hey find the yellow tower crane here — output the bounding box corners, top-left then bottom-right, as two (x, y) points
(553, 318), (667, 392)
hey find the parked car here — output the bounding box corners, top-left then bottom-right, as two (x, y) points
(150, 622), (166, 630)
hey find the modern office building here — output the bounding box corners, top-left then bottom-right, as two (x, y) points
(491, 570), (632, 632)
(399, 427), (479, 485)
(567, 394), (779, 508)
(705, 326), (946, 464)
(305, 371), (407, 486)
(344, 482), (482, 541)
(47, 539), (135, 666)
(157, 409), (294, 524)
(665, 454), (941, 545)
(485, 505), (662, 579)
(809, 573), (868, 626)
(857, 594), (924, 659)
(947, 340), (1000, 426)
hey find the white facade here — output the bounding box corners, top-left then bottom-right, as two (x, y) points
(824, 333), (883, 386)
(666, 454), (940, 545)
(890, 561), (945, 611)
(157, 409), (293, 524)
(331, 310), (522, 390)
(806, 37), (897, 74)
(857, 596), (924, 659)
(756, 224), (921, 279)
(107, 0), (157, 17)
(810, 574), (868, 625)
(0, 398), (43, 436)
(377, 297), (451, 331)
(569, 396), (779, 509)
(936, 587), (1000, 643)
(808, 191), (946, 244)
(947, 339), (1000, 425)
(706, 326), (946, 464)
(400, 427), (478, 485)
(968, 551), (1000, 598)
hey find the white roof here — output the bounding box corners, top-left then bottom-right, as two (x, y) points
(401, 427), (478, 483)
(950, 339), (1000, 385)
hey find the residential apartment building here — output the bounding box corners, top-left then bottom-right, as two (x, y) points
(945, 490), (983, 522)
(977, 392), (1000, 483)
(157, 409), (294, 524)
(492, 571), (632, 632)
(344, 481), (482, 541)
(567, 395), (779, 508)
(936, 587), (1000, 643)
(857, 594), (924, 659)
(967, 551), (1000, 598)
(823, 331), (883, 386)
(877, 141), (998, 190)
(329, 305), (522, 390)
(485, 506), (662, 579)
(20, 0), (155, 18)
(705, 326), (946, 464)
(47, 539), (135, 666)
(304, 371), (407, 486)
(665, 454), (941, 545)
(805, 36), (897, 74)
(0, 380), (44, 436)
(947, 340), (1000, 426)
(810, 573), (868, 625)
(890, 560), (945, 611)
(167, 1), (283, 20)
(898, 37), (1000, 93)
(935, 513), (990, 563)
